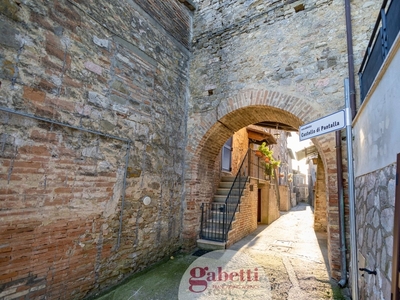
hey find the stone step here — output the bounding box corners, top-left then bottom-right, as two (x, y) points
(215, 187), (244, 196)
(210, 204), (240, 216)
(213, 194), (241, 203)
(197, 239), (226, 250)
(220, 176), (235, 182)
(200, 228), (226, 240)
(219, 179), (248, 188)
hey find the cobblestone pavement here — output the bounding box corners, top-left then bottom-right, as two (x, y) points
(93, 203), (349, 300)
(229, 202), (349, 299)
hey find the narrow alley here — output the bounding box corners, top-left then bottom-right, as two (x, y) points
(92, 203), (348, 300)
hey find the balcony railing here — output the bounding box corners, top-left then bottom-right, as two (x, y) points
(359, 0), (400, 102)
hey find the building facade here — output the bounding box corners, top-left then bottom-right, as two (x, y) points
(1, 0), (397, 299)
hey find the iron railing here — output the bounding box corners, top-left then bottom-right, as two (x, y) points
(359, 0), (400, 102)
(200, 149), (251, 242)
(199, 148), (278, 242)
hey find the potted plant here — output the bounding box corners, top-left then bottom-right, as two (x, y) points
(258, 142), (273, 160)
(255, 150), (263, 157)
(271, 159), (280, 169)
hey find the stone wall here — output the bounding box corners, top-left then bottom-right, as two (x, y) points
(314, 156), (327, 232)
(0, 0), (191, 298)
(279, 185), (291, 211)
(186, 0), (381, 279)
(267, 183), (281, 224)
(0, 0), (387, 296)
(355, 164), (396, 300)
(352, 17), (400, 297)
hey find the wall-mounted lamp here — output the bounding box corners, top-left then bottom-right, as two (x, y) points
(274, 123), (281, 140)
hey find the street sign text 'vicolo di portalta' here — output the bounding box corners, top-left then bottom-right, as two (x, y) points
(299, 109), (347, 141)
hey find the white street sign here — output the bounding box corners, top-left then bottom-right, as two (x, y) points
(299, 109), (347, 141)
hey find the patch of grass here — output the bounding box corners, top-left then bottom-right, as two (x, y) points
(89, 253), (197, 300)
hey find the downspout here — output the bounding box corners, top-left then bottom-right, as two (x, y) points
(338, 0), (357, 289)
(336, 131), (347, 288)
(345, 0), (357, 118)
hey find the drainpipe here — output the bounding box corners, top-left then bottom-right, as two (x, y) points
(336, 0), (358, 292)
(336, 130), (347, 288)
(344, 0), (358, 298)
(345, 0), (357, 118)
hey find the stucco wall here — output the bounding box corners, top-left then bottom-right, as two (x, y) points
(352, 33), (400, 299)
(353, 36), (400, 177)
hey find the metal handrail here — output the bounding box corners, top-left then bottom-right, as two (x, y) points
(359, 0), (400, 101)
(200, 148), (272, 242)
(359, 0), (391, 72)
(222, 148), (250, 241)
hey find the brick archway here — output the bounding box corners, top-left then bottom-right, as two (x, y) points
(183, 88), (341, 278)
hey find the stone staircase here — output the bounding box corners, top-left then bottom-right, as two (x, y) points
(197, 175), (248, 250)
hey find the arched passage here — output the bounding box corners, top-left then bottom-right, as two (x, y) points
(183, 89), (341, 278)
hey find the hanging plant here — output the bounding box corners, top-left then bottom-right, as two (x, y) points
(259, 142), (281, 178)
(264, 163), (273, 178)
(258, 142), (273, 160)
(271, 160), (281, 169)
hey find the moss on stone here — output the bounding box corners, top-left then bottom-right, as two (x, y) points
(92, 253), (196, 300)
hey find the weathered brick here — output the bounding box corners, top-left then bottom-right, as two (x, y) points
(42, 56), (63, 73)
(63, 75), (83, 88)
(30, 130), (58, 142)
(45, 41), (65, 63)
(29, 11), (51, 29)
(37, 78), (58, 94)
(23, 87), (46, 103)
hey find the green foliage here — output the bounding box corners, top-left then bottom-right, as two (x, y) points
(271, 160), (280, 168)
(258, 142), (272, 159)
(258, 142), (281, 176)
(264, 163), (273, 177)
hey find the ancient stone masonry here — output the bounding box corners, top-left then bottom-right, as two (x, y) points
(0, 0), (387, 297)
(190, 0), (348, 114)
(355, 163), (396, 300)
(185, 0), (382, 280)
(0, 0), (191, 298)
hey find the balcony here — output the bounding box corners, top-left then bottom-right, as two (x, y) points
(359, 0), (400, 102)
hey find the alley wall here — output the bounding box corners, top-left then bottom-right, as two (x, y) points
(187, 0), (381, 279)
(353, 34), (400, 300)
(0, 0), (191, 298)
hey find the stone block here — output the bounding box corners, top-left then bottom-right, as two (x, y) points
(0, 58), (14, 80)
(88, 91), (110, 108)
(0, 0), (20, 21)
(0, 18), (20, 49)
(84, 61), (103, 75)
(93, 36), (110, 49)
(22, 87), (46, 103)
